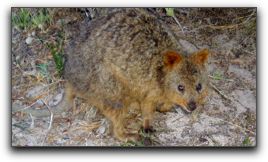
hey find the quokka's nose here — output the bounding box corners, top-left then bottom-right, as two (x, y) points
(188, 101), (197, 111)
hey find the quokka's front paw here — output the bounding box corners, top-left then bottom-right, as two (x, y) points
(142, 125), (155, 134)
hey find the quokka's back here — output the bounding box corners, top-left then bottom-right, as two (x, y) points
(63, 8), (182, 97)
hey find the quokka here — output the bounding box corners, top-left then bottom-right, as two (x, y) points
(63, 8), (209, 142)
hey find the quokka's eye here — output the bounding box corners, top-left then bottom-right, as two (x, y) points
(177, 85), (185, 92)
(196, 83), (202, 92)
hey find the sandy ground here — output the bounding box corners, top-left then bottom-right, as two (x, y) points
(11, 8), (256, 147)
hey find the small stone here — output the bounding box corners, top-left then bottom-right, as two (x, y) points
(15, 55), (20, 62)
(96, 126), (106, 135)
(25, 36), (33, 45)
(36, 99), (45, 106)
(48, 91), (64, 106)
(38, 24), (43, 30)
(26, 85), (45, 99)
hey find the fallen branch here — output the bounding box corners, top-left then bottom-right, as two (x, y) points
(12, 100), (40, 112)
(165, 8), (184, 34)
(29, 113), (35, 128)
(172, 15), (184, 34)
(42, 99), (54, 130)
(41, 99), (54, 146)
(208, 75), (234, 82)
(209, 83), (232, 101)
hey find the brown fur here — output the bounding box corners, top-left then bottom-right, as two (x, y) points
(63, 8), (209, 142)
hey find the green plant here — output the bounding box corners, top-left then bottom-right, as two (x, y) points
(47, 30), (65, 77)
(32, 9), (52, 30)
(165, 8), (175, 17)
(12, 8), (52, 31)
(12, 8), (32, 30)
(212, 71), (223, 80)
(165, 8), (184, 33)
(36, 63), (52, 82)
(242, 136), (252, 146)
(36, 63), (49, 77)
(48, 44), (64, 77)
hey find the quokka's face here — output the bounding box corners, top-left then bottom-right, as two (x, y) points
(163, 49), (209, 112)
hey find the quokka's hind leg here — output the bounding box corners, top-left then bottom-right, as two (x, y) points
(112, 113), (141, 142)
(99, 106), (141, 142)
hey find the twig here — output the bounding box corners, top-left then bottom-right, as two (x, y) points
(41, 99), (54, 146)
(209, 83), (232, 101)
(29, 113), (35, 128)
(208, 75), (234, 82)
(172, 15), (184, 34)
(42, 100), (54, 130)
(12, 100), (39, 112)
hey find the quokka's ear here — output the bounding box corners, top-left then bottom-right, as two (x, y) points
(163, 51), (183, 68)
(191, 49), (209, 65)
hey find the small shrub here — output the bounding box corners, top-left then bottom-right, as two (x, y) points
(47, 31), (65, 77)
(12, 8), (52, 31)
(32, 9), (52, 30)
(12, 8), (32, 30)
(242, 136), (252, 146)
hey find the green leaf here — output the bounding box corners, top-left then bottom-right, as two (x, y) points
(52, 51), (64, 76)
(165, 8), (175, 17)
(212, 71), (223, 80)
(36, 63), (49, 77)
(242, 137), (252, 146)
(46, 34), (64, 77)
